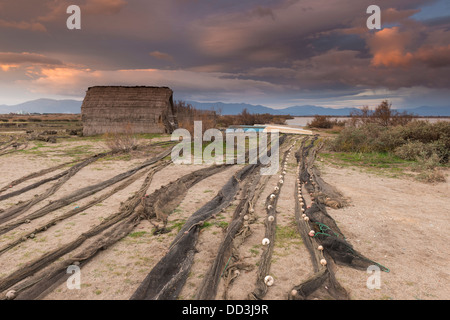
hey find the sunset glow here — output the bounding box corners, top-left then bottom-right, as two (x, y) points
(0, 0), (448, 108)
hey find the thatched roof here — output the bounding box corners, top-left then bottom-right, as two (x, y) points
(81, 86), (178, 136)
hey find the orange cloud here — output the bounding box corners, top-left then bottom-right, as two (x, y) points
(0, 52), (64, 68)
(149, 51), (174, 61)
(0, 64), (19, 71)
(0, 19), (46, 32)
(23, 66), (282, 99)
(83, 0), (127, 14)
(415, 45), (450, 68)
(372, 50), (414, 68)
(39, 67), (89, 79)
(368, 27), (450, 69)
(369, 27), (414, 67)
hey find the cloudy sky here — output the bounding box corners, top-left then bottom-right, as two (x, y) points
(0, 0), (449, 109)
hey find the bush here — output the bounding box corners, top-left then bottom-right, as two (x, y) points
(328, 116), (449, 183)
(308, 116), (334, 129)
(332, 123), (389, 152)
(350, 100), (416, 127)
(399, 121), (442, 143)
(372, 125), (405, 152)
(333, 121), (449, 158)
(308, 115), (346, 129)
(398, 121), (449, 163)
(104, 123), (138, 152)
(431, 137), (450, 164)
(415, 169), (446, 183)
(332, 120), (450, 166)
(394, 141), (436, 161)
(414, 153), (446, 183)
(215, 109), (291, 127)
(416, 152), (442, 170)
(174, 100), (217, 135)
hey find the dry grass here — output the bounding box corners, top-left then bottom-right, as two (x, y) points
(174, 101), (217, 135)
(307, 115), (346, 129)
(415, 169), (446, 183)
(217, 109), (292, 127)
(103, 123), (138, 152)
(0, 114), (81, 122)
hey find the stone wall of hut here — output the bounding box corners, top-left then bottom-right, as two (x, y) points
(81, 86), (177, 136)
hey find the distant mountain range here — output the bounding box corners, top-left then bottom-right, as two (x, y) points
(186, 101), (450, 117)
(0, 98), (82, 114)
(186, 101), (360, 116)
(1, 98), (449, 117)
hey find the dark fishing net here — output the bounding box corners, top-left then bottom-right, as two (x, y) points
(290, 136), (388, 301)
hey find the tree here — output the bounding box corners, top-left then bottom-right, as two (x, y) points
(350, 105), (371, 126)
(350, 100), (415, 127)
(372, 100), (392, 127)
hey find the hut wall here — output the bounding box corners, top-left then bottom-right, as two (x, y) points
(81, 86), (177, 136)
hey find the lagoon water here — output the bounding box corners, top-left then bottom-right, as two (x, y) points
(285, 117), (348, 127)
(285, 116), (449, 127)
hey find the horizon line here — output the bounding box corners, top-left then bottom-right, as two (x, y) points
(2, 97), (448, 111)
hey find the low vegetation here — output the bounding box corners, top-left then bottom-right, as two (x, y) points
(322, 101), (449, 183)
(331, 121), (449, 162)
(174, 101), (292, 133)
(103, 123), (138, 152)
(217, 108), (292, 127)
(349, 100), (416, 127)
(307, 115), (346, 129)
(174, 100), (218, 135)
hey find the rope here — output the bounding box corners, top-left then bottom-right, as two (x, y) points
(367, 259), (390, 273)
(312, 223), (390, 273)
(313, 222), (340, 238)
(221, 255), (233, 278)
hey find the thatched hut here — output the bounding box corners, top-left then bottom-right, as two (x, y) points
(81, 86), (178, 136)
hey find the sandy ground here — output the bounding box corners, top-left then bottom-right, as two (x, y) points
(0, 136), (449, 300)
(220, 140), (314, 300)
(44, 164), (243, 300)
(318, 164), (450, 300)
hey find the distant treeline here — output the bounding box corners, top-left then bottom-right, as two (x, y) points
(174, 100), (218, 134)
(0, 114), (81, 123)
(174, 100), (292, 134)
(217, 109), (292, 127)
(307, 100), (417, 129)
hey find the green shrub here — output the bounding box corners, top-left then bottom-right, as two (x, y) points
(394, 141), (436, 161)
(350, 100), (416, 127)
(372, 125), (404, 152)
(308, 116), (334, 129)
(308, 115), (346, 129)
(332, 123), (389, 152)
(399, 121), (443, 143)
(333, 120), (449, 164)
(431, 137), (449, 164)
(416, 152), (442, 170)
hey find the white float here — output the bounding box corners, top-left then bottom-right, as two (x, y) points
(264, 275), (274, 286)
